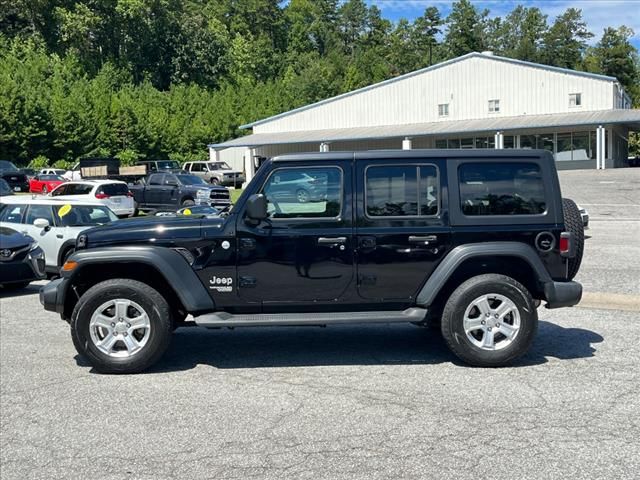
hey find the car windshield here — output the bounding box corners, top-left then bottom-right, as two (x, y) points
(157, 161), (180, 169)
(208, 162), (231, 170)
(53, 204), (118, 226)
(40, 175), (64, 181)
(176, 175), (207, 185)
(0, 161), (19, 172)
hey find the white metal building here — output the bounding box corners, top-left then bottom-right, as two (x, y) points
(209, 52), (640, 181)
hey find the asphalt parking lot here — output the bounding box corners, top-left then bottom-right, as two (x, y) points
(1, 168), (639, 480)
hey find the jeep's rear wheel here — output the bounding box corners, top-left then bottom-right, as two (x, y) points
(71, 279), (172, 373)
(441, 274), (537, 367)
(562, 198), (584, 280)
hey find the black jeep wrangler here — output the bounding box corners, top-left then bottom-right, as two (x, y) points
(40, 150), (584, 373)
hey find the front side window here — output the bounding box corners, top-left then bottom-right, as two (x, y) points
(459, 162), (546, 216)
(488, 99), (500, 113)
(260, 167), (342, 219)
(25, 204), (55, 225)
(569, 93), (582, 107)
(366, 165), (439, 217)
(438, 103), (449, 117)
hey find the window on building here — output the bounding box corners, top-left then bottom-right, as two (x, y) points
(569, 93), (582, 107)
(488, 99), (500, 113)
(366, 165), (439, 217)
(460, 137), (474, 149)
(261, 167), (342, 219)
(435, 139), (448, 149)
(503, 136), (515, 149)
(459, 163), (546, 216)
(438, 104), (449, 117)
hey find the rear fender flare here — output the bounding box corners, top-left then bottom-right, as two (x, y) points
(416, 242), (552, 307)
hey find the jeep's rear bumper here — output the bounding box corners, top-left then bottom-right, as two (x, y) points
(543, 281), (582, 309)
(40, 277), (69, 318)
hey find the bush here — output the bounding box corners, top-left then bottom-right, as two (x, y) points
(28, 155), (50, 169)
(53, 159), (73, 170)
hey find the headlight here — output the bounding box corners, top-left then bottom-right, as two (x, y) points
(29, 241), (39, 251)
(76, 234), (87, 249)
(196, 189), (209, 198)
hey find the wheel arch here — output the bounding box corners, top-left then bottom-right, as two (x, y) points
(57, 239), (76, 267)
(62, 246), (214, 320)
(417, 242), (551, 310)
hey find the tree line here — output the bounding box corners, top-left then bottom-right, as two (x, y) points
(0, 0), (638, 168)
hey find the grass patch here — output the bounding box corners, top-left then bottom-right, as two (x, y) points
(230, 188), (243, 203)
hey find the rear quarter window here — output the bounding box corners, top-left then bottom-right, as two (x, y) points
(98, 183), (129, 196)
(459, 162), (546, 215)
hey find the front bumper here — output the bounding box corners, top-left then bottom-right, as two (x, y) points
(544, 281), (583, 309)
(0, 246), (46, 285)
(40, 277), (69, 316)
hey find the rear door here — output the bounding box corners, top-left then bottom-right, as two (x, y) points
(355, 159), (452, 303)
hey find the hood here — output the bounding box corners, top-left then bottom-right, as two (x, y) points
(82, 215), (225, 247)
(0, 227), (34, 249)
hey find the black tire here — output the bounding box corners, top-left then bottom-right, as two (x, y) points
(2, 281), (30, 290)
(42, 185), (48, 194)
(441, 274), (538, 367)
(181, 198), (195, 207)
(562, 198), (584, 280)
(70, 279), (173, 374)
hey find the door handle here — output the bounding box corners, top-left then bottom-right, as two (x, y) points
(409, 235), (437, 244)
(318, 236), (347, 245)
(56, 234), (63, 239)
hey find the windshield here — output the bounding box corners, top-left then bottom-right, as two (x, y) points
(176, 175), (207, 185)
(39, 175), (64, 181)
(157, 161), (180, 169)
(0, 161), (19, 172)
(53, 204), (118, 226)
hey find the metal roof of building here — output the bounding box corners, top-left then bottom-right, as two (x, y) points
(211, 109), (640, 149)
(239, 52), (620, 130)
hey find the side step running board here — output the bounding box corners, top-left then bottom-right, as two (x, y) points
(194, 308), (427, 328)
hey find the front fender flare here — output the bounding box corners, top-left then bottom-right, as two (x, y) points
(416, 242), (552, 307)
(64, 246), (215, 313)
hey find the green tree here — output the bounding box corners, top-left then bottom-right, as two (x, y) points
(542, 8), (593, 68)
(413, 6), (443, 66)
(496, 6), (547, 61)
(444, 0), (487, 57)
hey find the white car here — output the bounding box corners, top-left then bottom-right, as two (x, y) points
(0, 197), (118, 273)
(39, 168), (67, 176)
(49, 180), (135, 217)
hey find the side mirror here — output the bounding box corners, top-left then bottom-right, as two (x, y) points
(33, 218), (50, 230)
(245, 194), (268, 221)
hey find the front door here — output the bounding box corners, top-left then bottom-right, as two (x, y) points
(355, 160), (452, 302)
(236, 162), (354, 306)
(23, 204), (61, 269)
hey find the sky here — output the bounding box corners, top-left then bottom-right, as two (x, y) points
(367, 0), (640, 48)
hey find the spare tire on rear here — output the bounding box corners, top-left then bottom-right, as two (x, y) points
(562, 198), (584, 280)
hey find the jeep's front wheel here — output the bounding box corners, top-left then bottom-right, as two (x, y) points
(441, 274), (537, 367)
(70, 279), (172, 373)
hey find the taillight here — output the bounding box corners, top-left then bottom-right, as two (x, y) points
(95, 193), (110, 199)
(560, 232), (572, 256)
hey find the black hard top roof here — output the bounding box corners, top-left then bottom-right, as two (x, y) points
(271, 149), (554, 163)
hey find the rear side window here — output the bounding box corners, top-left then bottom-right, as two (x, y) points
(459, 162), (546, 216)
(366, 165), (439, 217)
(98, 183), (129, 196)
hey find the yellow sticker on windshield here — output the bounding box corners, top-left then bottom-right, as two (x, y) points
(58, 204), (72, 217)
(183, 208), (192, 216)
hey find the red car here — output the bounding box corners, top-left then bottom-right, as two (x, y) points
(29, 174), (66, 194)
